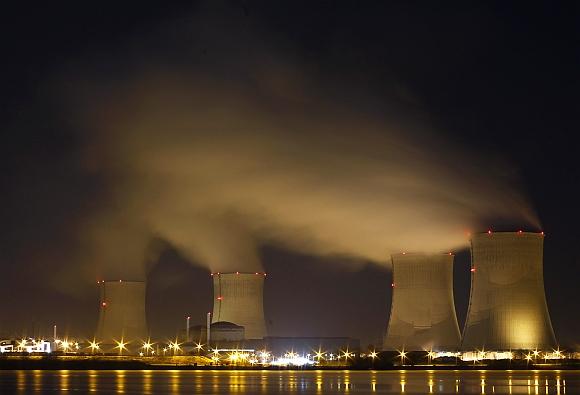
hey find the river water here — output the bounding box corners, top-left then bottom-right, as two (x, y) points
(0, 369), (576, 394)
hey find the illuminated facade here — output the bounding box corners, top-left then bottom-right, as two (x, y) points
(95, 280), (148, 342)
(383, 253), (461, 351)
(212, 272), (267, 339)
(461, 232), (557, 350)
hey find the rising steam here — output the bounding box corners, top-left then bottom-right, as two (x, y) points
(54, 4), (539, 279)
(68, 75), (538, 278)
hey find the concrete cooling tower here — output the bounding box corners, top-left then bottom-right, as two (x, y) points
(383, 253), (461, 351)
(211, 272), (267, 339)
(96, 280), (148, 342)
(461, 231), (556, 350)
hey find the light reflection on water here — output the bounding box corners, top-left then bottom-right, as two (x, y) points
(0, 369), (578, 394)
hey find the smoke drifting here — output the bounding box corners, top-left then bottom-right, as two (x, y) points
(50, 3), (539, 279)
(70, 76), (538, 278)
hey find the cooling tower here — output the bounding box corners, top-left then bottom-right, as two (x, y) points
(211, 272), (267, 339)
(383, 253), (461, 351)
(96, 280), (148, 342)
(461, 232), (556, 350)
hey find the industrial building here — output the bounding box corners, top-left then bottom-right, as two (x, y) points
(186, 321), (245, 344)
(383, 253), (461, 351)
(211, 272), (267, 339)
(262, 337), (360, 356)
(461, 231), (557, 350)
(95, 280), (148, 344)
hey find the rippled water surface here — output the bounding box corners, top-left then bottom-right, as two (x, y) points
(0, 369), (578, 394)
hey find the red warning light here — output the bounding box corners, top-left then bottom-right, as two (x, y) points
(540, 231), (545, 236)
(101, 302), (107, 307)
(236, 271), (239, 275)
(217, 296), (223, 301)
(391, 283), (395, 287)
(470, 268), (476, 272)
(487, 230), (492, 235)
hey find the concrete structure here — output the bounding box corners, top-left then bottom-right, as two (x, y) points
(212, 272), (267, 339)
(383, 253), (461, 351)
(461, 231), (557, 350)
(211, 321), (245, 342)
(95, 280), (148, 343)
(185, 321), (245, 343)
(263, 337), (360, 356)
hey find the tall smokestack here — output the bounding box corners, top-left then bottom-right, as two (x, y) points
(96, 280), (148, 343)
(383, 253), (461, 351)
(211, 272), (267, 339)
(206, 312), (211, 344)
(461, 231), (557, 350)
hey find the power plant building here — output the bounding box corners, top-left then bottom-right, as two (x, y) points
(461, 231), (556, 350)
(95, 280), (148, 343)
(212, 272), (267, 339)
(383, 253), (461, 351)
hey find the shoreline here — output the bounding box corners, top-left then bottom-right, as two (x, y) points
(1, 356), (579, 371)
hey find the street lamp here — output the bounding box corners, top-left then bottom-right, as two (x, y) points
(89, 339), (100, 354)
(142, 340), (153, 356)
(427, 350), (436, 364)
(114, 338), (128, 356)
(398, 350), (407, 366)
(169, 340), (181, 356)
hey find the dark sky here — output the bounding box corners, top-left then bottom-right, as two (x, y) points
(0, 2), (578, 348)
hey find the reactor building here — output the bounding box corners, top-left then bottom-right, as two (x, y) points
(383, 253), (461, 351)
(95, 280), (148, 343)
(211, 272), (267, 339)
(461, 231), (557, 351)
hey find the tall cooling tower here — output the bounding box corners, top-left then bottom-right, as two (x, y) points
(211, 272), (267, 339)
(96, 280), (148, 342)
(383, 253), (461, 351)
(461, 232), (556, 350)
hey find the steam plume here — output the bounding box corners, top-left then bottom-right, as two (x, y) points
(71, 72), (538, 277)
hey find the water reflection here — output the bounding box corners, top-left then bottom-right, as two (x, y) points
(60, 370), (69, 391)
(0, 369), (577, 393)
(116, 370), (125, 393)
(16, 370), (25, 392)
(143, 370), (152, 394)
(88, 370), (98, 392)
(171, 371), (180, 393)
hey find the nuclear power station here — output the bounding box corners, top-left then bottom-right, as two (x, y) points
(95, 280), (148, 343)
(383, 253), (461, 351)
(79, 230), (560, 359)
(211, 272), (267, 339)
(461, 231), (557, 350)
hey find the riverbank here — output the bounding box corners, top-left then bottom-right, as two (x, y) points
(2, 355), (580, 370)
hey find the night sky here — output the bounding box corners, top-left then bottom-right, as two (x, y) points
(0, 2), (577, 348)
